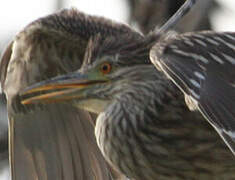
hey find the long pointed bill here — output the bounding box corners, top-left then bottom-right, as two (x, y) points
(20, 72), (107, 105)
(156, 0), (197, 33)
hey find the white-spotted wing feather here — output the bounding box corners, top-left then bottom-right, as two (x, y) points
(150, 31), (235, 155)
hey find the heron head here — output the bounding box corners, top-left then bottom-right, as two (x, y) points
(20, 34), (156, 113)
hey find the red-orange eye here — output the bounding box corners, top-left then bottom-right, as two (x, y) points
(100, 63), (112, 74)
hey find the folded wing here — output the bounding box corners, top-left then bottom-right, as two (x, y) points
(150, 31), (235, 155)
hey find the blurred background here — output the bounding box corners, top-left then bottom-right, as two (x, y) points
(0, 0), (235, 179)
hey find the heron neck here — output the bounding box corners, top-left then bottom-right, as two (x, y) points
(95, 66), (176, 145)
(95, 67), (177, 177)
(96, 65), (175, 129)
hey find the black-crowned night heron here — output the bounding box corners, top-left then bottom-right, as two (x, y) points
(0, 7), (141, 180)
(18, 1), (235, 179)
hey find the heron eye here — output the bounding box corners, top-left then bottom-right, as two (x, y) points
(100, 63), (112, 74)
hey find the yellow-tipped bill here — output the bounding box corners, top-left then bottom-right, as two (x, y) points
(20, 72), (107, 105)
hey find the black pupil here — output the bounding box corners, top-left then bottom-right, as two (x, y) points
(102, 64), (108, 71)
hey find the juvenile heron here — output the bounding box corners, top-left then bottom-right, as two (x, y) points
(20, 1), (235, 180)
(1, 1), (198, 179)
(0, 8), (139, 180)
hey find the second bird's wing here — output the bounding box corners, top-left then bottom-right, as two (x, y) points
(150, 31), (235, 155)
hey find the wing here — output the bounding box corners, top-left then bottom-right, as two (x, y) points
(0, 94), (8, 162)
(150, 31), (235, 155)
(0, 9), (137, 180)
